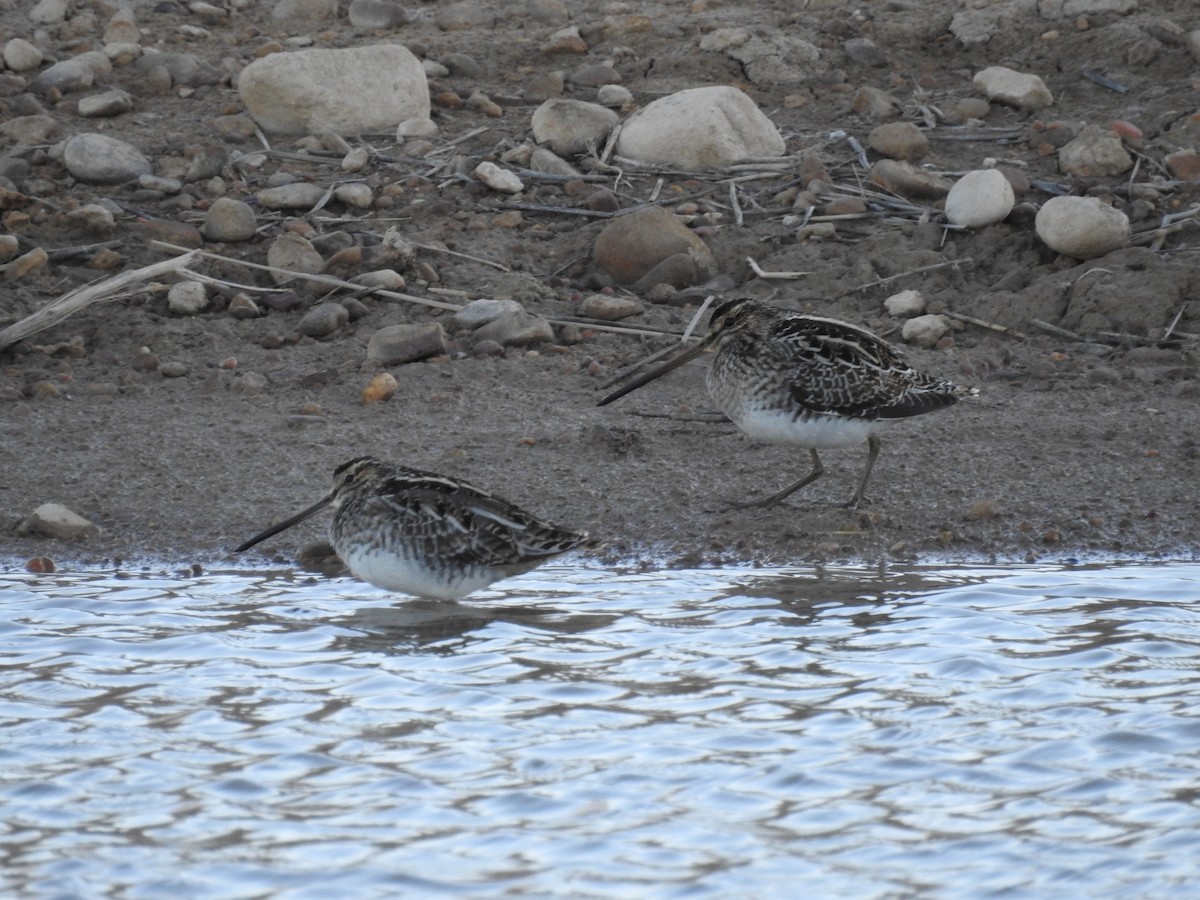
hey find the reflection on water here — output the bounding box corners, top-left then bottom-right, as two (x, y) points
(3, 560), (1200, 897)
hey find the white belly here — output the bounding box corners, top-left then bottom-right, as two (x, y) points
(730, 406), (878, 449)
(341, 547), (497, 600)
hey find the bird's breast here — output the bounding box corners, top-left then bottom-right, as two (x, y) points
(341, 545), (494, 600)
(729, 403), (879, 448)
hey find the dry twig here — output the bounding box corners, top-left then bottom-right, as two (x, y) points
(1031, 318), (1085, 342)
(841, 257), (974, 296)
(0, 250), (201, 353)
(943, 309), (1028, 340)
(746, 257), (810, 280)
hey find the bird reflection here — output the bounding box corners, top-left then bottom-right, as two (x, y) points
(332, 599), (617, 654)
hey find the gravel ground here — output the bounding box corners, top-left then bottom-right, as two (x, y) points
(2, 0), (1198, 573)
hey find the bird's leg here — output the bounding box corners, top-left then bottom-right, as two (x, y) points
(731, 449), (824, 509)
(847, 434), (881, 508)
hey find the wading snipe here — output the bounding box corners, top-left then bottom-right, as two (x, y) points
(598, 297), (972, 508)
(236, 457), (589, 600)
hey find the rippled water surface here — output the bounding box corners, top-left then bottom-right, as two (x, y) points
(4, 560), (1200, 897)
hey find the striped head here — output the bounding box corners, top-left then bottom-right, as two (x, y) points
(696, 298), (767, 350)
(329, 456), (388, 508)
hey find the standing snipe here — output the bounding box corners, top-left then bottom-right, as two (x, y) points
(598, 297), (972, 508)
(236, 457), (589, 600)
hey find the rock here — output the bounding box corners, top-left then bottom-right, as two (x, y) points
(1058, 124), (1132, 177)
(267, 233), (325, 284)
(271, 0), (337, 19)
(1, 115), (59, 147)
(884, 289), (926, 317)
(366, 323), (447, 364)
(867, 121), (927, 161)
(296, 302), (349, 337)
(542, 25), (588, 53)
(1165, 150), (1200, 181)
(32, 58), (96, 95)
(231, 372), (268, 395)
(168, 281), (209, 315)
(631, 254), (704, 293)
(1039, 0), (1135, 15)
(228, 294), (260, 319)
(867, 159), (953, 200)
(348, 0), (411, 28)
(699, 27), (750, 52)
(597, 84), (633, 108)
(238, 45), (429, 135)
(138, 174), (181, 194)
(353, 269), (407, 290)
(256, 183), (327, 210)
(580, 293), (642, 320)
(901, 314), (949, 348)
(134, 51), (221, 88)
(6, 247), (48, 280)
(472, 93), (506, 120)
(104, 7), (140, 44)
(530, 99), (619, 157)
(105, 43), (143, 66)
(334, 183), (374, 208)
(3, 38), (44, 72)
(17, 503), (100, 540)
(62, 134), (152, 184)
(938, 97), (991, 125)
(77, 90), (135, 118)
(616, 86), (785, 169)
(850, 86), (900, 120)
(29, 0), (70, 25)
(944, 169), (1015, 228)
(66, 203), (116, 232)
(1188, 29), (1200, 64)
(473, 311), (555, 346)
(568, 63), (621, 88)
(528, 147), (580, 177)
(951, 6), (1021, 46)
(202, 197), (259, 241)
(717, 33), (820, 86)
(844, 37), (888, 67)
(593, 206), (715, 286)
(362, 371), (399, 404)
(397, 117), (438, 138)
(1035, 196), (1130, 259)
(436, 1), (494, 30)
(185, 145), (229, 182)
(473, 161), (524, 193)
(524, 72), (564, 102)
(973, 66), (1053, 111)
(451, 298), (525, 330)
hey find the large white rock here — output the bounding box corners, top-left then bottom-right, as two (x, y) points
(616, 85), (785, 170)
(3, 38), (44, 72)
(62, 133), (152, 183)
(944, 169), (1015, 228)
(1035, 196), (1129, 259)
(972, 65), (1053, 111)
(901, 314), (949, 348)
(238, 45), (429, 135)
(531, 99), (618, 156)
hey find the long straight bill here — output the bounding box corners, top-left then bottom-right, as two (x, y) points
(597, 340), (712, 407)
(235, 494), (333, 552)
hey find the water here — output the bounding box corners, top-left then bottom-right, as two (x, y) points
(3, 560), (1200, 898)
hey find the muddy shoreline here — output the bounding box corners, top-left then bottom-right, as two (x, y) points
(2, 1), (1199, 575)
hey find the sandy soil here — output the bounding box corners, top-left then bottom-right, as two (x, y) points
(2, 0), (1199, 573)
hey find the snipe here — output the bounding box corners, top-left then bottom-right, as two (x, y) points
(599, 298), (972, 507)
(237, 457), (589, 600)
